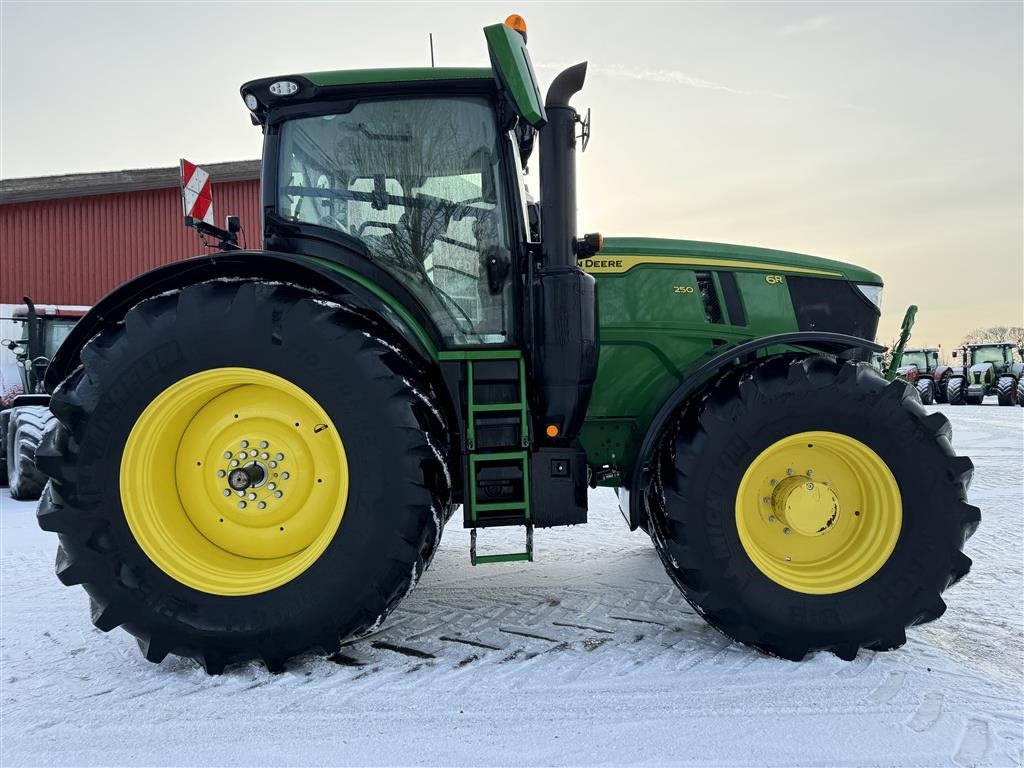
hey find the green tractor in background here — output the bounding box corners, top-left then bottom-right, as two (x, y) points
(946, 343), (1024, 406)
(35, 17), (977, 673)
(1, 298), (84, 499)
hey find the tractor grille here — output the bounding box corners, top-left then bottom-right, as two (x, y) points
(787, 277), (880, 340)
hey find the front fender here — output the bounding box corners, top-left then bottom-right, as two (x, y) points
(621, 331), (885, 531)
(44, 250), (441, 392)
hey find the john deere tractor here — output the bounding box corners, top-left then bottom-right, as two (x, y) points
(1, 298), (84, 499)
(894, 347), (944, 404)
(946, 343), (1024, 406)
(35, 17), (977, 673)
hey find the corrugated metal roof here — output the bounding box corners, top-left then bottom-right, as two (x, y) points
(0, 160), (261, 205)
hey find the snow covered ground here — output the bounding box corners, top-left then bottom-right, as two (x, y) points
(2, 403), (1021, 767)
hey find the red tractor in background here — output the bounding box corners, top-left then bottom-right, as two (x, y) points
(894, 347), (953, 404)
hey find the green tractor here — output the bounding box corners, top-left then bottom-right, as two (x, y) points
(893, 347), (944, 404)
(1, 298), (84, 499)
(35, 17), (977, 673)
(946, 343), (1024, 406)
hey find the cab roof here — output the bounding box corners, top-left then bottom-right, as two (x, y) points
(300, 67), (493, 88)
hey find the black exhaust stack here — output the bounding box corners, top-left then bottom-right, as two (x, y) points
(532, 62), (598, 444)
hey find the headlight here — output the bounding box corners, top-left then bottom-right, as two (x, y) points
(855, 284), (883, 310)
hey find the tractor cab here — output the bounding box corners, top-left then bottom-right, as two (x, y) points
(240, 16), (600, 558)
(2, 297), (85, 400)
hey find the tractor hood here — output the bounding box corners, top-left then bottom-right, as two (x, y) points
(587, 237), (882, 284)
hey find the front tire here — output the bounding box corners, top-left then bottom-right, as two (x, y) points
(648, 357), (978, 661)
(996, 376), (1017, 406)
(36, 281), (453, 673)
(946, 376), (967, 405)
(916, 379), (935, 405)
(7, 405), (55, 500)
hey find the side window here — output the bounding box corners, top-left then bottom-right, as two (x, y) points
(278, 97), (514, 345)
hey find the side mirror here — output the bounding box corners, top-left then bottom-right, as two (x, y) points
(482, 249), (511, 295)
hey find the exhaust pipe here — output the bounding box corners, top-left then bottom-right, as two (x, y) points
(532, 62), (598, 445)
(539, 62), (587, 267)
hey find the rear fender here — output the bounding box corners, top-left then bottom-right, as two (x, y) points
(44, 251), (441, 392)
(621, 331), (885, 531)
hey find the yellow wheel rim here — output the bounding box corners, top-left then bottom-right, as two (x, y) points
(735, 431), (901, 595)
(120, 367), (348, 596)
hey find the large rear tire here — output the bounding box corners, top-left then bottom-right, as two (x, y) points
(35, 281), (453, 673)
(7, 405), (55, 500)
(648, 357), (978, 661)
(1017, 377), (1024, 407)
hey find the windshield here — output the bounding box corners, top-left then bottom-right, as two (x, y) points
(971, 346), (1007, 365)
(900, 351), (931, 370)
(44, 320), (77, 357)
(277, 97), (514, 345)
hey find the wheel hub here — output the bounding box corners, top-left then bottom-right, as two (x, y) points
(772, 476), (840, 537)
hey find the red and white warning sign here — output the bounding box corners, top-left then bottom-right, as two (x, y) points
(180, 159), (215, 225)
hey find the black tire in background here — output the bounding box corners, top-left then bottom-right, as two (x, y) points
(35, 280), (453, 673)
(934, 370), (951, 403)
(916, 379), (935, 405)
(996, 376), (1017, 406)
(0, 409), (10, 488)
(7, 405), (54, 500)
(647, 356), (978, 661)
(1017, 377), (1024, 407)
(947, 376), (967, 405)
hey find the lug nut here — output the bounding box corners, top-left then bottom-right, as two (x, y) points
(236, 490), (245, 497)
(807, 469), (814, 477)
(217, 470), (226, 478)
(240, 440), (249, 448)
(806, 483), (814, 490)
(269, 461), (277, 469)
(258, 501), (267, 510)
(275, 491), (283, 499)
(260, 441), (269, 449)
(785, 556), (792, 562)
(762, 496), (770, 504)
(261, 453), (269, 460)
(248, 492), (257, 500)
(281, 472), (290, 480)
(223, 451), (232, 459)
(768, 515), (776, 523)
(222, 489), (231, 497)
(786, 468), (794, 476)
(238, 501), (247, 509)
(268, 483), (276, 491)
(276, 453), (285, 461)
(770, 479), (777, 487)
(230, 460), (239, 467)
(783, 527), (792, 535)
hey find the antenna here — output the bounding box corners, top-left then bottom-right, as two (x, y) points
(429, 33), (435, 67)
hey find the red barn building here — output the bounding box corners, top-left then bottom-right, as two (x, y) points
(1, 160), (261, 306)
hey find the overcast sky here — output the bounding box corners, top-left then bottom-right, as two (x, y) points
(2, 1), (1021, 351)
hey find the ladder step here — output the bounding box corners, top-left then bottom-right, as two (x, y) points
(474, 501), (528, 513)
(470, 526), (534, 566)
(471, 403), (523, 413)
